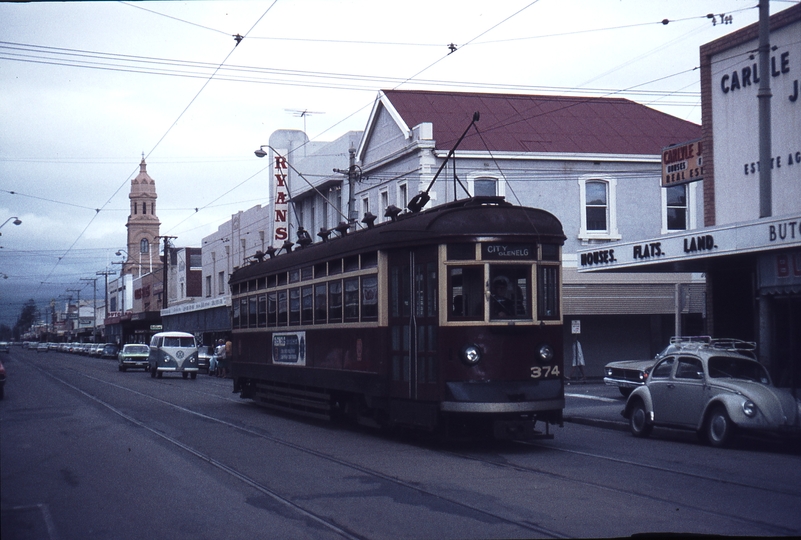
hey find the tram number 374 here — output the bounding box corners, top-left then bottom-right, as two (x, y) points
(530, 365), (560, 379)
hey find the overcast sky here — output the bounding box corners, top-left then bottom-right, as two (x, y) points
(0, 0), (793, 328)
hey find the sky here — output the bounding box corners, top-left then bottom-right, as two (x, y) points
(0, 0), (795, 329)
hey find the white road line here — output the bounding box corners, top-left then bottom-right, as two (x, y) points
(565, 393), (619, 403)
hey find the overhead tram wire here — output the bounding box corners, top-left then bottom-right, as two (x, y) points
(0, 41), (700, 103)
(31, 1), (279, 297)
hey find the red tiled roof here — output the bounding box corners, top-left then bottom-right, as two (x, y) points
(381, 90), (701, 155)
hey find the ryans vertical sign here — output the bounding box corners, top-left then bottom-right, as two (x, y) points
(273, 150), (289, 243)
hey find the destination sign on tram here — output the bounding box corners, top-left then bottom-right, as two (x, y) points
(481, 243), (536, 260)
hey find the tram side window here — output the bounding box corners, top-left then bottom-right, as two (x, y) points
(537, 265), (560, 320)
(248, 296), (258, 328)
(489, 265), (530, 320)
(314, 283), (327, 324)
(390, 266), (410, 318)
(277, 290), (288, 326)
(267, 292), (277, 326)
(240, 298), (249, 327)
(232, 298), (241, 328)
(289, 288), (301, 325)
(301, 285), (313, 324)
(258, 295), (267, 327)
(361, 275), (378, 321)
(449, 266), (484, 320)
(344, 277), (360, 322)
(329, 280), (342, 322)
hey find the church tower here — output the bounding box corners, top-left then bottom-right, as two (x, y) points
(125, 156), (160, 278)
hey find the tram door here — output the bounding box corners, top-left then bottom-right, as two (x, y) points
(388, 246), (439, 401)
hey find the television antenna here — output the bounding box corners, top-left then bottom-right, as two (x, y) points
(285, 109), (325, 134)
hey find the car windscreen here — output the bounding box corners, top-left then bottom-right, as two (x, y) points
(708, 356), (770, 384)
(163, 336), (195, 348)
(126, 345), (149, 354)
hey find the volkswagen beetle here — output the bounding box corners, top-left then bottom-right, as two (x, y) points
(622, 339), (801, 447)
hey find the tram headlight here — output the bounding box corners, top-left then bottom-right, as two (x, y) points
(460, 344), (482, 366)
(537, 344), (554, 362)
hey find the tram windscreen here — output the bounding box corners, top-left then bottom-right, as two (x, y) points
(489, 266), (530, 320)
(449, 266), (484, 320)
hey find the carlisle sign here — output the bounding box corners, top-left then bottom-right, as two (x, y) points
(662, 139), (704, 187)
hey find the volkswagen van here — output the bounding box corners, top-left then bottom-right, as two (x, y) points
(148, 331), (199, 379)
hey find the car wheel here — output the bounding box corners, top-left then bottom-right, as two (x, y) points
(182, 372), (188, 379)
(190, 372), (197, 380)
(150, 366), (156, 378)
(619, 387), (632, 398)
(629, 399), (653, 438)
(706, 406), (735, 447)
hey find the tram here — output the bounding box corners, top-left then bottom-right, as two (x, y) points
(229, 196), (566, 440)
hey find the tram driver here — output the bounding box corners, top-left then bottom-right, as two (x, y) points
(490, 276), (516, 318)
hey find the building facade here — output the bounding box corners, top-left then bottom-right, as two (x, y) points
(578, 4), (801, 389)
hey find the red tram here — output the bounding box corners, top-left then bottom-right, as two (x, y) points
(230, 197), (566, 440)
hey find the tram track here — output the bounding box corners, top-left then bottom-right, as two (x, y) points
(23, 353), (801, 537)
(440, 442), (801, 536)
(30, 357), (571, 539)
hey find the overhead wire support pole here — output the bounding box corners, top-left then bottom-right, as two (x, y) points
(757, 0), (772, 218)
(407, 112), (480, 212)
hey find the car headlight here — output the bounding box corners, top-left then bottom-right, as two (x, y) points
(537, 344), (554, 362)
(605, 368), (613, 377)
(742, 400), (757, 418)
(460, 344), (481, 366)
(638, 371), (647, 381)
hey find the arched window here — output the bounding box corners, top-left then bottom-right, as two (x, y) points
(585, 181), (608, 231)
(578, 177), (620, 241)
(140, 238), (149, 254)
(473, 178), (496, 197)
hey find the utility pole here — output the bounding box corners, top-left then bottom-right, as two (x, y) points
(158, 236), (177, 309)
(757, 0), (772, 218)
(80, 277), (98, 341)
(96, 269), (116, 319)
(66, 288), (82, 341)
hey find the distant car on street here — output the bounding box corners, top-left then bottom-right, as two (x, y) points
(118, 344), (150, 372)
(622, 338), (801, 447)
(36, 343), (49, 353)
(101, 343), (119, 359)
(0, 341), (10, 353)
(197, 345), (215, 375)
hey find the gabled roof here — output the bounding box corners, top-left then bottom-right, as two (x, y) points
(369, 89), (700, 156)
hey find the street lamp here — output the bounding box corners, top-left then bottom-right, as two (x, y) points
(0, 216), (22, 235)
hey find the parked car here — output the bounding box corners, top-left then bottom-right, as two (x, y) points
(36, 343), (49, 353)
(197, 345), (215, 375)
(0, 341), (10, 353)
(0, 359), (6, 399)
(622, 339), (801, 447)
(118, 344), (150, 372)
(605, 336), (725, 397)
